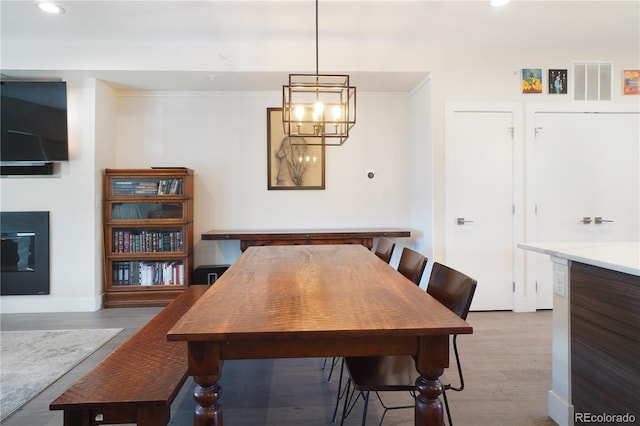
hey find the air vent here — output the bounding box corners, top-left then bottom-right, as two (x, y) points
(573, 61), (612, 101)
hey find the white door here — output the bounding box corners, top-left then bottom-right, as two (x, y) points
(445, 108), (517, 311)
(532, 111), (640, 309)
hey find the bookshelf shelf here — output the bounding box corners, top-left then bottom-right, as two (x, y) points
(103, 168), (194, 307)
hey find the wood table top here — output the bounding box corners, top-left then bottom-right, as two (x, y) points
(168, 245), (471, 343)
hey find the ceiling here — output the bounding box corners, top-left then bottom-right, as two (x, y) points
(1, 1), (639, 92)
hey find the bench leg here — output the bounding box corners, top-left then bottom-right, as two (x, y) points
(138, 406), (171, 426)
(63, 410), (91, 426)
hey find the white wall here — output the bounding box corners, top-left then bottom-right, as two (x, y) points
(114, 91), (414, 267)
(0, 80), (103, 313)
(407, 76), (434, 286)
(428, 46), (640, 261)
(94, 80), (119, 303)
(1, 34), (637, 314)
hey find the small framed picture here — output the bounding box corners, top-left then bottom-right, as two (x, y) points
(522, 68), (543, 94)
(623, 70), (640, 95)
(548, 69), (568, 94)
(267, 107), (325, 190)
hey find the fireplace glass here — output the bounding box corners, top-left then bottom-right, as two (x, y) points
(0, 211), (49, 295)
(1, 232), (35, 272)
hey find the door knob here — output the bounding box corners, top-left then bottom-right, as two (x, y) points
(580, 217), (592, 224)
(456, 218), (474, 225)
(594, 217), (614, 224)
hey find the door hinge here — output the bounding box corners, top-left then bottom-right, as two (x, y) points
(534, 127), (543, 137)
(513, 281), (516, 293)
(535, 281), (538, 293)
(507, 127), (515, 139)
(512, 204), (515, 215)
(535, 204), (538, 215)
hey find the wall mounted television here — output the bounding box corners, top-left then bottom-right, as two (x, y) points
(1, 80), (69, 174)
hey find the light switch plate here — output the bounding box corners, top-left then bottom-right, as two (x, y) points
(553, 270), (567, 297)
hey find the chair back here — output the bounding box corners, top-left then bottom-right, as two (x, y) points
(397, 247), (428, 286)
(427, 262), (477, 320)
(374, 237), (395, 264)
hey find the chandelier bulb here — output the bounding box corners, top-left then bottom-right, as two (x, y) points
(332, 106), (341, 121)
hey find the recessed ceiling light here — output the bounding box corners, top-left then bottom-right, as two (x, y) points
(490, 0), (511, 6)
(38, 2), (65, 14)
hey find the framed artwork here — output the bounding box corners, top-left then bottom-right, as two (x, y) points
(548, 69), (568, 94)
(267, 107), (325, 190)
(522, 68), (542, 94)
(623, 70), (640, 95)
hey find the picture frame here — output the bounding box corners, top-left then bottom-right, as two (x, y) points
(267, 107), (325, 190)
(548, 69), (568, 94)
(521, 68), (543, 94)
(623, 70), (640, 95)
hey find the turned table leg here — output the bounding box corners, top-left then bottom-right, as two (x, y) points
(415, 335), (449, 425)
(193, 374), (222, 425)
(188, 341), (223, 426)
(415, 368), (445, 425)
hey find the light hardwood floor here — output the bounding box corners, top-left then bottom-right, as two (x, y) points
(1, 309), (557, 426)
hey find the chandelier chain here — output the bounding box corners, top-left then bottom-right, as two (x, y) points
(315, 0), (319, 77)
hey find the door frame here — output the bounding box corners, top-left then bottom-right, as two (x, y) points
(524, 103), (640, 311)
(444, 103), (526, 311)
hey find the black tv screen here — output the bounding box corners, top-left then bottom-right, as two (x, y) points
(0, 81), (69, 163)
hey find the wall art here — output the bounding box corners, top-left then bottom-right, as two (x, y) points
(267, 107), (325, 190)
(623, 70), (640, 94)
(548, 69), (568, 94)
(522, 68), (543, 94)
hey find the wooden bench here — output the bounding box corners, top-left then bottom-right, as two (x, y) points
(50, 285), (210, 426)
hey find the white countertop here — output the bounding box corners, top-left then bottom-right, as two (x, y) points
(518, 242), (640, 277)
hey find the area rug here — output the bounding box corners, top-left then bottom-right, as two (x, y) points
(0, 328), (123, 421)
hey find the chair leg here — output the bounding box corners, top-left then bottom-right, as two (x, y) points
(339, 378), (353, 426)
(443, 389), (453, 426)
(331, 358), (346, 423)
(340, 378), (369, 426)
(328, 357), (340, 382)
(360, 391), (370, 426)
(373, 391), (415, 426)
(324, 356), (340, 382)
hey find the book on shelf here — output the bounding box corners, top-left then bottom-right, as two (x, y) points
(157, 179), (183, 195)
(112, 260), (184, 286)
(112, 178), (184, 196)
(112, 230), (183, 253)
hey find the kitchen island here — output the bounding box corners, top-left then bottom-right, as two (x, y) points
(518, 242), (639, 426)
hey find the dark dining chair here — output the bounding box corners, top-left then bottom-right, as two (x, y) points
(373, 237), (396, 264)
(338, 262), (477, 426)
(324, 237), (397, 383)
(397, 247), (428, 285)
(330, 247), (429, 423)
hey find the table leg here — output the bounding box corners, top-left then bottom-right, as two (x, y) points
(415, 335), (449, 425)
(188, 341), (223, 426)
(193, 374), (223, 425)
(415, 368), (444, 425)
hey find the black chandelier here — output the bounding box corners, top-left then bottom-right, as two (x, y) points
(282, 0), (356, 146)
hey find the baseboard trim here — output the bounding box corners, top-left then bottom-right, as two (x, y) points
(0, 296), (101, 313)
(549, 390), (574, 426)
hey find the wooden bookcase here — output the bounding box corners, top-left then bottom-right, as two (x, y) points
(103, 168), (194, 307)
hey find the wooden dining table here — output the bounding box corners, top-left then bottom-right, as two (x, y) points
(167, 244), (473, 425)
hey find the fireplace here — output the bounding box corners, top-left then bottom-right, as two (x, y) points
(1, 211), (50, 295)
